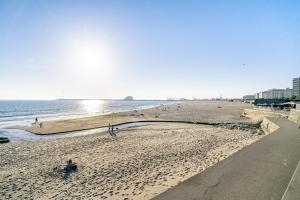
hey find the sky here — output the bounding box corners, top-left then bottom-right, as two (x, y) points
(0, 0), (300, 100)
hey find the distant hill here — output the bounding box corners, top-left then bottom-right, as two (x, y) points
(123, 96), (134, 101)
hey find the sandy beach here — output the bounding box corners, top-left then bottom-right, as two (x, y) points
(11, 101), (253, 135)
(0, 122), (263, 200)
(0, 101), (266, 199)
(2, 1), (298, 199)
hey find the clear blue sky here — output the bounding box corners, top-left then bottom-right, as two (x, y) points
(0, 0), (300, 100)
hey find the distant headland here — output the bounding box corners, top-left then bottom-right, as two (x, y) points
(123, 96), (134, 101)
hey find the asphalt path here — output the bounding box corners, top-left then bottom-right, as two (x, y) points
(152, 118), (300, 200)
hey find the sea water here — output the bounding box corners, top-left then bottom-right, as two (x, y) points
(0, 100), (173, 142)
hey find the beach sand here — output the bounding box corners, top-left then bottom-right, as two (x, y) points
(0, 123), (263, 200)
(0, 101), (263, 199)
(11, 101), (253, 135)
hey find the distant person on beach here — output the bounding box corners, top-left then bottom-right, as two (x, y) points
(35, 117), (38, 123)
(65, 159), (77, 171)
(107, 123), (117, 137)
(64, 159), (77, 180)
(111, 125), (116, 137)
(108, 123), (111, 134)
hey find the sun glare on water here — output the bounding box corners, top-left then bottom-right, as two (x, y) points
(81, 100), (105, 113)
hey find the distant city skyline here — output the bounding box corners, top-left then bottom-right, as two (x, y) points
(243, 76), (300, 100)
(1, 0), (300, 100)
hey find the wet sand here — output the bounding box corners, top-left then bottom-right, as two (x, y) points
(0, 123), (263, 200)
(11, 101), (253, 135)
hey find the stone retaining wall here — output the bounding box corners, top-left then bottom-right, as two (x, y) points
(243, 109), (288, 121)
(288, 109), (300, 124)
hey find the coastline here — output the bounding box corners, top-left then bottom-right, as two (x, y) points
(1, 100), (174, 129)
(9, 101), (253, 135)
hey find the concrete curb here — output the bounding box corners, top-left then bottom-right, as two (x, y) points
(261, 117), (280, 134)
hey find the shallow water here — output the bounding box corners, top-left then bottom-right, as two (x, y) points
(0, 99), (174, 143)
(0, 122), (162, 143)
(0, 100), (173, 128)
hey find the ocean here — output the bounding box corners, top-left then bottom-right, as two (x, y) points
(0, 100), (173, 142)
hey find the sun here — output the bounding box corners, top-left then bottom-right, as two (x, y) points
(67, 39), (116, 81)
(77, 44), (109, 69)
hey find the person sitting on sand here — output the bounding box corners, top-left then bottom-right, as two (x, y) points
(63, 159), (77, 180)
(65, 159), (77, 172)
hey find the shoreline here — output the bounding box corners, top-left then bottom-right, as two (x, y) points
(9, 119), (260, 136)
(2, 100), (175, 128)
(8, 101), (253, 135)
(4, 101), (176, 131)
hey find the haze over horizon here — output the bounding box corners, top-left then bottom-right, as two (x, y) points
(1, 0), (300, 100)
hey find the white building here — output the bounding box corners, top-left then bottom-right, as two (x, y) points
(284, 88), (293, 98)
(255, 93), (260, 99)
(262, 91), (268, 99)
(256, 91), (268, 99)
(256, 88), (292, 99)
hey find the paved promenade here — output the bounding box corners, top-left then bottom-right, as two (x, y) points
(153, 118), (300, 200)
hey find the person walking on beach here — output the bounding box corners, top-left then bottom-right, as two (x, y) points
(108, 123), (117, 137)
(111, 125), (116, 137)
(108, 123), (111, 134)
